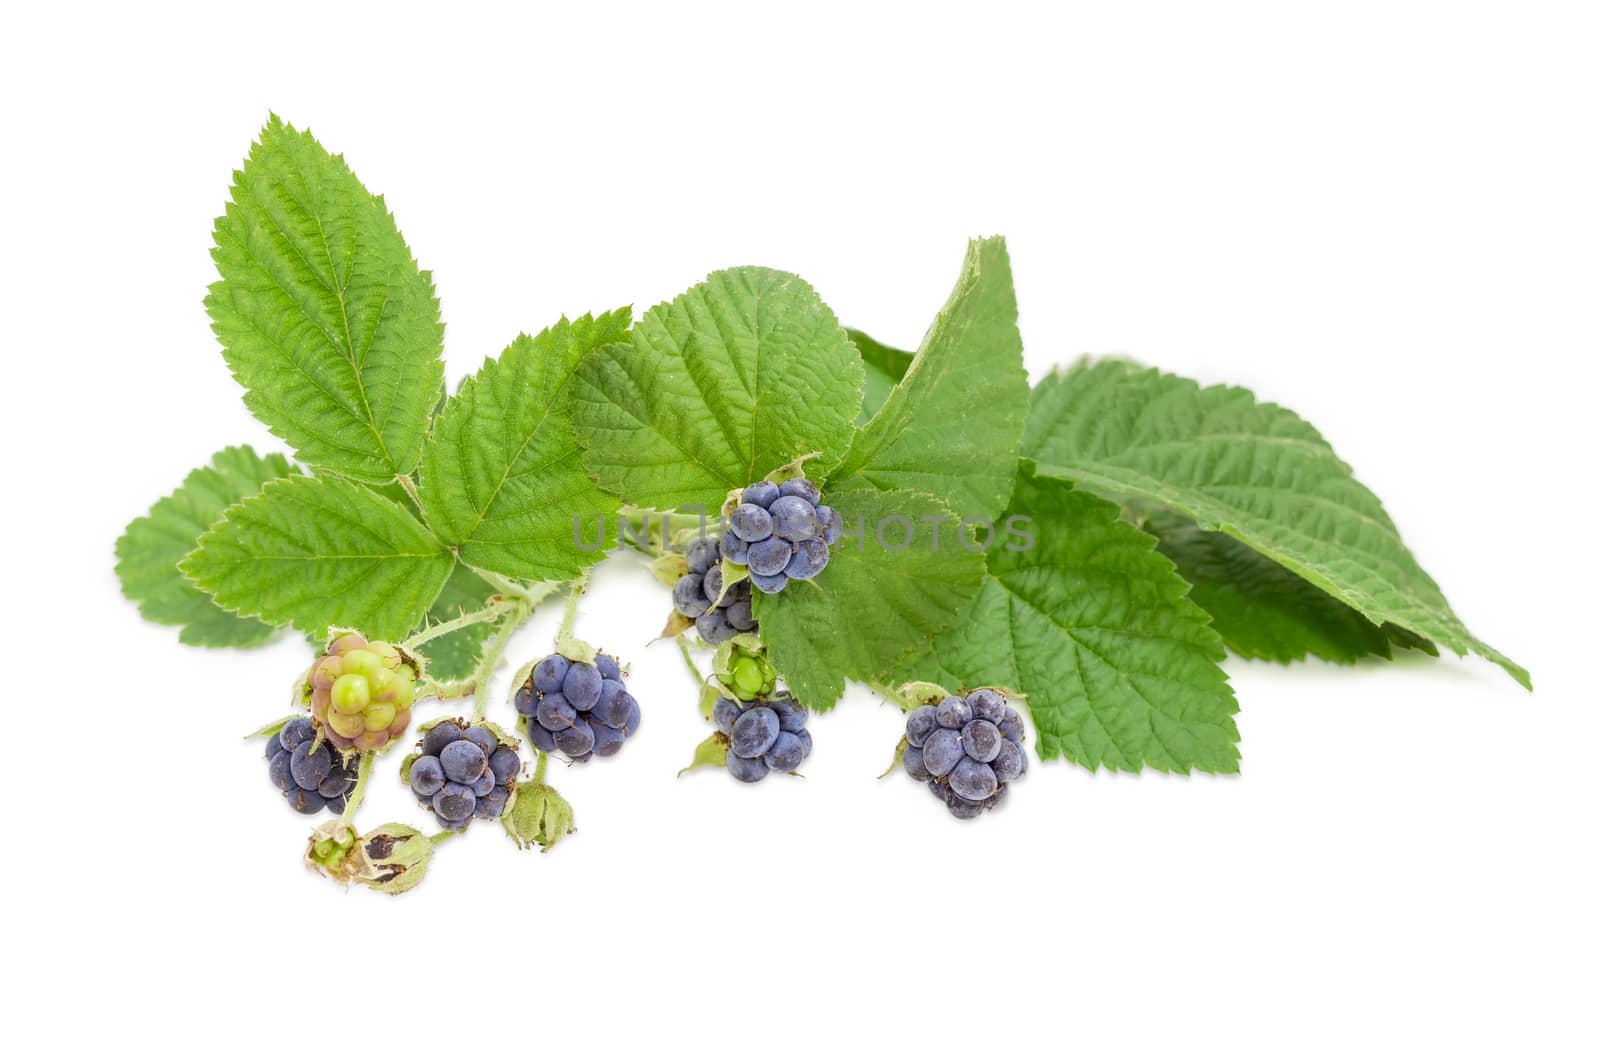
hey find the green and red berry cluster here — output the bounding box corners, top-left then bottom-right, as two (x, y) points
(304, 632), (418, 750)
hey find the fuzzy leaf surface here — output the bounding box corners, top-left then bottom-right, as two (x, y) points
(115, 446), (298, 646)
(894, 474), (1239, 773)
(1023, 360), (1526, 687)
(832, 238), (1027, 521)
(181, 474), (454, 641)
(757, 484), (986, 710)
(573, 268), (862, 510)
(206, 116), (444, 483)
(420, 311), (628, 580)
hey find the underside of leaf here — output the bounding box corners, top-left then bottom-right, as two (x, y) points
(1023, 359), (1527, 688)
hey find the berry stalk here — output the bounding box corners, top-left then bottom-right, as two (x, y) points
(341, 750), (376, 818)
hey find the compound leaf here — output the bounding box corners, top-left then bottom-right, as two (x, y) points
(181, 474), (454, 641)
(757, 484), (987, 710)
(115, 445), (299, 647)
(895, 473), (1240, 774)
(1023, 360), (1526, 687)
(573, 267), (863, 511)
(833, 237), (1027, 522)
(206, 115), (444, 484)
(420, 311), (629, 581)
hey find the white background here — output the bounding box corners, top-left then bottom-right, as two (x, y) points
(5, 2), (1595, 1052)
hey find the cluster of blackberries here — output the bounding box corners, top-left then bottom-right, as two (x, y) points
(266, 716), (358, 815)
(514, 651), (640, 762)
(720, 478), (840, 595)
(713, 692), (812, 782)
(903, 689), (1027, 819)
(409, 720), (521, 831)
(672, 533), (755, 645)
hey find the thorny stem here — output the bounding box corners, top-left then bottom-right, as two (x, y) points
(402, 598), (518, 650)
(469, 613), (523, 720)
(617, 506), (721, 557)
(417, 579), (567, 701)
(478, 569), (536, 602)
(867, 680), (912, 712)
(342, 751), (376, 819)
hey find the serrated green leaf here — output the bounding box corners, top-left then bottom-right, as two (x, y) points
(848, 328), (912, 424)
(206, 116), (444, 484)
(115, 445), (299, 647)
(572, 267), (863, 510)
(411, 564), (502, 682)
(1137, 505), (1430, 664)
(757, 484), (987, 710)
(895, 473), (1240, 774)
(832, 238), (1027, 522)
(420, 312), (628, 580)
(1023, 359), (1527, 688)
(181, 474), (454, 641)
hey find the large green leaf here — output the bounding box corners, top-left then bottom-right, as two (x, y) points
(848, 329), (912, 424)
(894, 474), (1239, 773)
(1023, 360), (1526, 687)
(115, 446), (298, 647)
(832, 238), (1027, 521)
(572, 267), (863, 510)
(420, 311), (628, 581)
(756, 484), (987, 710)
(206, 116), (444, 484)
(181, 474), (454, 641)
(1138, 506), (1434, 664)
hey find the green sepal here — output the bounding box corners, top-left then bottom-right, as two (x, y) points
(307, 820), (434, 895)
(878, 735), (908, 779)
(245, 714), (300, 741)
(679, 733), (730, 776)
(503, 775), (575, 852)
(649, 552), (690, 587)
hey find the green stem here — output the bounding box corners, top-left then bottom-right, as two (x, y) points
(477, 569), (536, 601)
(867, 680), (911, 712)
(469, 611), (524, 720)
(558, 575), (588, 642)
(677, 636), (705, 684)
(393, 476), (425, 508)
(617, 506), (722, 556)
(430, 828), (462, 847)
(533, 750), (550, 784)
(393, 473), (422, 507)
(402, 599), (516, 650)
(341, 751), (376, 818)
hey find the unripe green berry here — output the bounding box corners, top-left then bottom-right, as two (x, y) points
(332, 673), (370, 714)
(341, 649), (383, 681)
